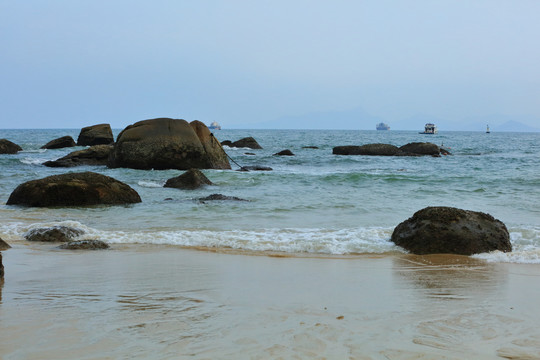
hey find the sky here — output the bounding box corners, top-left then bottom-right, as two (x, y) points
(1, 0), (540, 130)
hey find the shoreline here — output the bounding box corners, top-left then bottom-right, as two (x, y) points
(2, 243), (540, 359)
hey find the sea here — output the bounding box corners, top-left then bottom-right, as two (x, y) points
(1, 128), (539, 263)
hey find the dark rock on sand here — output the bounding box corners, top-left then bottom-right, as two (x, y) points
(0, 139), (22, 154)
(227, 137), (262, 149)
(273, 149), (295, 156)
(58, 240), (110, 250)
(77, 124), (114, 146)
(7, 171), (141, 207)
(237, 165), (273, 171)
(25, 226), (84, 242)
(41, 136), (76, 149)
(333, 144), (399, 156)
(0, 237), (11, 250)
(391, 206), (511, 255)
(164, 168), (214, 190)
(1, 253), (3, 278)
(199, 193), (249, 202)
(43, 145), (113, 167)
(108, 118), (230, 170)
(396, 142), (442, 157)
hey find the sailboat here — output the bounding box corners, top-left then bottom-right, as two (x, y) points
(486, 125), (490, 134)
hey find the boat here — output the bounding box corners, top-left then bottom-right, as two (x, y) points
(376, 122), (390, 130)
(419, 123), (437, 134)
(208, 121), (221, 130)
(486, 125), (490, 133)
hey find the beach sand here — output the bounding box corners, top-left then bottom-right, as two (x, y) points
(1, 243), (540, 359)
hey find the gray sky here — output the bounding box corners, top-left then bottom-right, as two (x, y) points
(1, 0), (539, 130)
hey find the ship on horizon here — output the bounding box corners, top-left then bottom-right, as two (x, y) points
(208, 121), (221, 130)
(376, 122), (390, 130)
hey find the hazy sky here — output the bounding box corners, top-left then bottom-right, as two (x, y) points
(1, 0), (539, 129)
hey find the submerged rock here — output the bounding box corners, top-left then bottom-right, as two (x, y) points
(7, 171), (141, 207)
(58, 240), (110, 250)
(24, 226), (84, 242)
(237, 165), (273, 171)
(43, 145), (113, 167)
(0, 139), (22, 154)
(0, 237), (11, 250)
(391, 206), (511, 255)
(108, 118), (230, 170)
(41, 136), (76, 149)
(77, 124), (114, 146)
(273, 149), (295, 156)
(199, 193), (249, 202)
(164, 168), (214, 190)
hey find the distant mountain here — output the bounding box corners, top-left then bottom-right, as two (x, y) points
(493, 120), (540, 132)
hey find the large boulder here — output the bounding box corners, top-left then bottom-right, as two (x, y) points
(396, 142), (442, 156)
(189, 120), (231, 169)
(77, 124), (114, 146)
(24, 226), (84, 242)
(43, 145), (113, 167)
(391, 206), (512, 255)
(7, 172), (141, 207)
(0, 139), (22, 154)
(164, 168), (214, 190)
(0, 237), (11, 250)
(41, 136), (76, 149)
(333, 144), (399, 156)
(108, 118), (231, 170)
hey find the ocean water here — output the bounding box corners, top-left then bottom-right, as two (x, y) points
(1, 128), (539, 263)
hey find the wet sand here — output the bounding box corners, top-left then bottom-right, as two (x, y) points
(1, 243), (540, 359)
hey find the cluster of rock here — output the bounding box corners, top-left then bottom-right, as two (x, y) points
(24, 226), (109, 250)
(221, 137), (262, 149)
(333, 142), (450, 157)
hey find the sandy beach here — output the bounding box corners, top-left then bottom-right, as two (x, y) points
(1, 243), (539, 359)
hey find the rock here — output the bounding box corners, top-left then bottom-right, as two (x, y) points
(244, 152), (256, 156)
(189, 120), (231, 169)
(25, 226), (84, 242)
(77, 124), (114, 146)
(108, 118), (231, 170)
(41, 136), (76, 149)
(303, 146), (319, 149)
(199, 193), (249, 202)
(0, 237), (11, 250)
(229, 137), (262, 149)
(221, 140), (233, 147)
(43, 145), (113, 167)
(333, 144), (399, 156)
(7, 171), (142, 207)
(396, 142), (442, 156)
(0, 139), (22, 154)
(164, 168), (214, 190)
(391, 206), (512, 255)
(0, 253), (3, 278)
(58, 240), (110, 250)
(273, 149), (295, 156)
(237, 165), (273, 171)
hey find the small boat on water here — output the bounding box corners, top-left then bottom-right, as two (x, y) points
(486, 125), (490, 133)
(376, 122), (390, 130)
(420, 123), (437, 134)
(208, 121), (221, 130)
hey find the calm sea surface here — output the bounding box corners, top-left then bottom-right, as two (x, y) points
(1, 128), (539, 262)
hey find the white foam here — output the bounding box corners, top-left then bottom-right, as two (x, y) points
(19, 157), (47, 165)
(137, 181), (164, 188)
